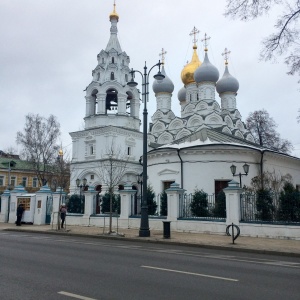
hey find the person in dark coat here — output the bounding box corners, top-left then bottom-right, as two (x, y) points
(16, 204), (24, 226)
(59, 204), (67, 228)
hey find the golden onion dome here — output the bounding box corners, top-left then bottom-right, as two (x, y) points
(58, 149), (63, 157)
(109, 3), (119, 21)
(181, 45), (202, 85)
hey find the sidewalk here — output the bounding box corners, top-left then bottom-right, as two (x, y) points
(1, 223), (299, 257)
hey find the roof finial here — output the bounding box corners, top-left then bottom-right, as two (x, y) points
(109, 0), (119, 21)
(159, 48), (167, 65)
(201, 33), (211, 52)
(190, 26), (200, 49)
(222, 47), (231, 65)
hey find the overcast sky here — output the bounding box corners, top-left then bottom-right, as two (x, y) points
(1, 0), (299, 158)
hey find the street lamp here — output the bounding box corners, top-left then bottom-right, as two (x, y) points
(137, 173), (143, 214)
(127, 61), (164, 237)
(76, 178), (88, 214)
(57, 149), (64, 230)
(230, 163), (250, 188)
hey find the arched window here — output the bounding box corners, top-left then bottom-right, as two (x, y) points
(110, 72), (114, 80)
(122, 60), (124, 65)
(125, 74), (128, 82)
(97, 73), (100, 81)
(102, 58), (104, 64)
(112, 57), (115, 63)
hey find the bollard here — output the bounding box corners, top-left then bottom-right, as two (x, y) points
(162, 221), (171, 238)
(226, 223), (240, 244)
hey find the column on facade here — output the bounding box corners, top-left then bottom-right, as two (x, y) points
(223, 180), (243, 225)
(117, 93), (127, 115)
(34, 185), (52, 225)
(85, 95), (96, 117)
(96, 93), (106, 114)
(165, 182), (186, 221)
(119, 184), (136, 219)
(0, 189), (10, 223)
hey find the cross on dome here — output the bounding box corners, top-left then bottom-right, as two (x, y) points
(201, 33), (211, 52)
(222, 48), (231, 65)
(190, 26), (200, 47)
(159, 48), (167, 64)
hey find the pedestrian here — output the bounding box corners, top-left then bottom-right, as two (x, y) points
(16, 204), (24, 226)
(59, 203), (67, 228)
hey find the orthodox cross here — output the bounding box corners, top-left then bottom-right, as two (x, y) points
(190, 26), (200, 46)
(201, 33), (211, 51)
(159, 48), (167, 64)
(222, 48), (231, 65)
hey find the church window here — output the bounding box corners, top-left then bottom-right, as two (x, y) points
(190, 94), (192, 101)
(97, 73), (100, 81)
(112, 57), (115, 63)
(110, 72), (115, 80)
(125, 74), (128, 82)
(0, 176), (4, 186)
(91, 175), (94, 180)
(127, 147), (131, 156)
(102, 58), (104, 64)
(90, 145), (94, 155)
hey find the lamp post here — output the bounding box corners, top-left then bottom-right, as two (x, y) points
(230, 163), (250, 188)
(127, 61), (164, 237)
(76, 178), (88, 214)
(57, 149), (64, 230)
(137, 173), (143, 214)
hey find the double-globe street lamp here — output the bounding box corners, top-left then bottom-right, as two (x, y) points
(230, 163), (250, 188)
(127, 61), (164, 237)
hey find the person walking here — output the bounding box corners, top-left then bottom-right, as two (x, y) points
(60, 204), (67, 229)
(16, 204), (24, 226)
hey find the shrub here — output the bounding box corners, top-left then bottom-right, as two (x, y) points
(190, 189), (209, 217)
(67, 194), (85, 214)
(147, 186), (157, 215)
(101, 193), (120, 214)
(213, 191), (226, 218)
(160, 191), (167, 216)
(255, 189), (275, 221)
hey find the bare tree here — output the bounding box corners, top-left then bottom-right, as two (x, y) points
(224, 0), (300, 81)
(246, 109), (293, 153)
(16, 113), (61, 186)
(95, 142), (128, 233)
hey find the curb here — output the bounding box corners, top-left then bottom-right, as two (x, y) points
(3, 228), (300, 258)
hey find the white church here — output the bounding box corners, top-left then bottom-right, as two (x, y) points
(69, 3), (300, 208)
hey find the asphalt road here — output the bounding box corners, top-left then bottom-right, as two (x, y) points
(0, 232), (299, 300)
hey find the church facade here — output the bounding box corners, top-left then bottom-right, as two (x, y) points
(69, 3), (300, 207)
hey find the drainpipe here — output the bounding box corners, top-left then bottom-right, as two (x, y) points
(260, 150), (265, 189)
(176, 149), (183, 189)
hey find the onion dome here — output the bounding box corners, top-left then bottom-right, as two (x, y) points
(181, 45), (201, 85)
(194, 51), (219, 83)
(109, 2), (119, 21)
(216, 64), (239, 94)
(153, 65), (174, 94)
(177, 86), (186, 102)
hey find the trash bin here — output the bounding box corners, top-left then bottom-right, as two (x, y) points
(163, 221), (171, 238)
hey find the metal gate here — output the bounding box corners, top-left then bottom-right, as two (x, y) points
(45, 195), (53, 224)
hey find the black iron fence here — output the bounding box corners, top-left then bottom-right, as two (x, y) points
(179, 193), (226, 221)
(240, 191), (300, 224)
(65, 194), (85, 214)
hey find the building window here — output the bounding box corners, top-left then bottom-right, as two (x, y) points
(90, 145), (94, 155)
(32, 177), (38, 188)
(112, 57), (115, 63)
(11, 176), (16, 187)
(0, 176), (4, 186)
(97, 73), (100, 81)
(110, 72), (115, 80)
(22, 177), (27, 187)
(91, 175), (94, 180)
(125, 74), (128, 82)
(102, 58), (104, 64)
(127, 147), (131, 156)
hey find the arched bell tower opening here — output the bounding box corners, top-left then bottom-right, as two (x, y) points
(91, 89), (98, 115)
(106, 88), (118, 114)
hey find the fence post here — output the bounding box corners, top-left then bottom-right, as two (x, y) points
(0, 189), (10, 223)
(119, 184), (136, 220)
(52, 187), (66, 228)
(34, 185), (52, 225)
(9, 185), (27, 224)
(166, 182), (186, 221)
(224, 180), (243, 225)
(82, 186), (97, 225)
